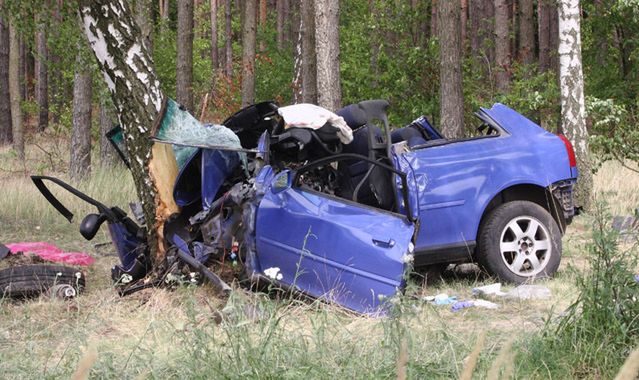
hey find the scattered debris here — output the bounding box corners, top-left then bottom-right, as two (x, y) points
(48, 284), (77, 300)
(472, 282), (507, 297)
(423, 293), (458, 305)
(504, 284), (552, 300)
(4, 242), (95, 266)
(451, 299), (500, 312)
(0, 244), (9, 260)
(612, 211), (639, 243)
(0, 264), (85, 299)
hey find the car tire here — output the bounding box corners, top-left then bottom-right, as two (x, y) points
(0, 264), (85, 298)
(476, 201), (561, 284)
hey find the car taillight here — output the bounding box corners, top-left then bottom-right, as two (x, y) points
(558, 134), (577, 167)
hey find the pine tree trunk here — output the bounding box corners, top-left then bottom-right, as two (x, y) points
(538, 0), (551, 72)
(35, 19), (49, 131)
(210, 0), (219, 72)
(549, 2), (559, 74)
(69, 52), (92, 181)
(177, 0), (194, 111)
(314, 0), (341, 111)
(301, 0), (316, 103)
(438, 0), (464, 138)
(518, 0), (534, 65)
(0, 6), (12, 145)
(494, 0), (511, 93)
(51, 0), (63, 124)
(276, 0), (288, 49)
(558, 0), (591, 210)
(224, 0), (233, 77)
(79, 0), (172, 262)
(258, 0), (266, 51)
(241, 0), (256, 107)
(460, 0), (468, 51)
(469, 0), (494, 62)
(99, 96), (117, 166)
(9, 23), (23, 159)
(431, 0), (438, 37)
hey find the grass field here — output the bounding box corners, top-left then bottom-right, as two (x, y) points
(1, 141), (638, 379)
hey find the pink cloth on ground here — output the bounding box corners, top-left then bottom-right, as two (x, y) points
(6, 242), (95, 266)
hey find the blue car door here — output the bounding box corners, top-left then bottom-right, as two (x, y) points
(254, 157), (416, 314)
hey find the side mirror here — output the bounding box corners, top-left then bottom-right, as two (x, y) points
(271, 171), (292, 194)
(80, 213), (108, 241)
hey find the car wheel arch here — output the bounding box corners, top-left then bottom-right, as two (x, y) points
(476, 183), (567, 240)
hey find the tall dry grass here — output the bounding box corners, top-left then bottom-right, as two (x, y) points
(593, 160), (639, 215)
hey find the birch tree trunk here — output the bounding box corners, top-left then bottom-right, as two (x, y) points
(314, 0), (341, 111)
(241, 0), (257, 107)
(99, 96), (117, 166)
(438, 0), (464, 138)
(79, 0), (175, 262)
(0, 5), (12, 145)
(177, 0), (194, 111)
(558, 0), (592, 210)
(9, 22), (23, 159)
(69, 51), (92, 180)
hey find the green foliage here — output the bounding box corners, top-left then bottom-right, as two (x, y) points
(587, 97), (639, 171)
(518, 202), (639, 378)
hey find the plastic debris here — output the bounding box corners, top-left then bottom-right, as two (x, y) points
(634, 274), (639, 283)
(451, 299), (500, 312)
(504, 284), (551, 300)
(423, 293), (458, 305)
(472, 282), (507, 297)
(5, 242), (94, 266)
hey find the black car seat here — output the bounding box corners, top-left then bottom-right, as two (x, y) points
(335, 101), (396, 211)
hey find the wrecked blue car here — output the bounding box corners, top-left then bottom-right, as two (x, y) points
(33, 99), (577, 315)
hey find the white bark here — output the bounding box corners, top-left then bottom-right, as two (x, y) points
(558, 0), (592, 209)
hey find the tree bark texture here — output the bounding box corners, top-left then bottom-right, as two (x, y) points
(558, 0), (591, 210)
(292, 2), (302, 103)
(210, 0), (219, 72)
(134, 0), (153, 51)
(538, 0), (551, 72)
(276, 0), (289, 49)
(99, 96), (117, 166)
(469, 0), (494, 63)
(35, 21), (49, 131)
(460, 0), (468, 51)
(9, 23), (23, 159)
(438, 0), (464, 138)
(429, 0), (438, 37)
(69, 53), (92, 180)
(314, 0), (341, 111)
(301, 0), (316, 103)
(241, 0), (256, 107)
(79, 0), (169, 261)
(494, 0), (511, 93)
(224, 0), (232, 77)
(259, 0), (266, 51)
(518, 0), (534, 65)
(0, 9), (12, 144)
(177, 0), (194, 111)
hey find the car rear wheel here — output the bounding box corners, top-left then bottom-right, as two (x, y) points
(477, 201), (561, 284)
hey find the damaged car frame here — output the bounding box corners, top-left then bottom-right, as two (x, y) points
(33, 99), (578, 315)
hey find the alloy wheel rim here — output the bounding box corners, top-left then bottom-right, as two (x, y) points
(499, 216), (552, 277)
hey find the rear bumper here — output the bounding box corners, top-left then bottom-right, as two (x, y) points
(550, 179), (576, 223)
